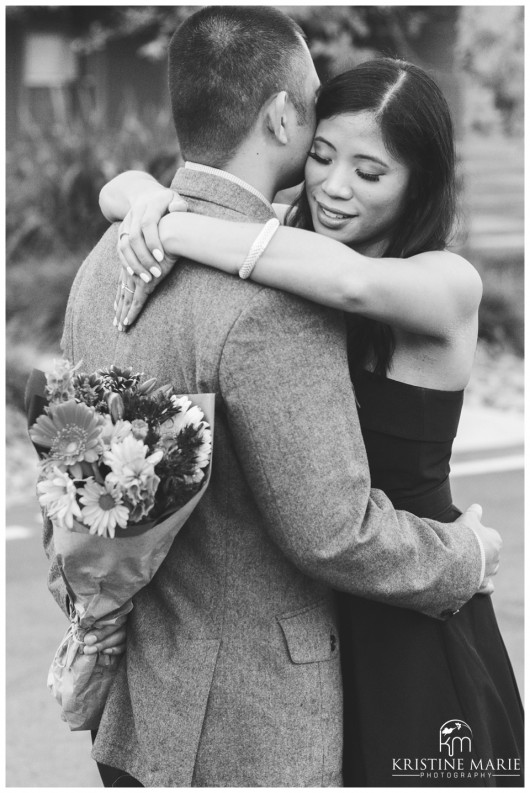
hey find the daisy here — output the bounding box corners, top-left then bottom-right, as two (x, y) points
(30, 400), (105, 467)
(37, 466), (82, 530)
(80, 479), (129, 539)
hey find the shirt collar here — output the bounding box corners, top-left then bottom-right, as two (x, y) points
(184, 161), (273, 212)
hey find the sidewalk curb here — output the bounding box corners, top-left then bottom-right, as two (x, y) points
(453, 406), (524, 457)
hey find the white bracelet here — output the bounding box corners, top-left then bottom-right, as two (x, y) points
(239, 218), (280, 279)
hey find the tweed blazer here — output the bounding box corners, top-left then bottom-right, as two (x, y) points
(47, 166), (482, 786)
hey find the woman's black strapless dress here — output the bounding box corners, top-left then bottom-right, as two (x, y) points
(338, 369), (524, 787)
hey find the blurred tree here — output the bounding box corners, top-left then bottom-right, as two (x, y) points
(456, 6), (524, 135)
(31, 5), (457, 79)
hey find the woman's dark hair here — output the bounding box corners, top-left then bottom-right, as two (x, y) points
(287, 58), (457, 375)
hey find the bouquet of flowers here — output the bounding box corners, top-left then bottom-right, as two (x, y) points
(26, 359), (214, 730)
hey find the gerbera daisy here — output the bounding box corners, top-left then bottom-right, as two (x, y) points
(37, 466), (82, 530)
(30, 400), (105, 467)
(80, 479), (129, 539)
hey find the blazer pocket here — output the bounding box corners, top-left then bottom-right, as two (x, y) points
(277, 601), (339, 664)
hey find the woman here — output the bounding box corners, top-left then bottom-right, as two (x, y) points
(100, 59), (523, 786)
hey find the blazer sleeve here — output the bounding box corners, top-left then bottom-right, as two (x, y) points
(219, 289), (482, 620)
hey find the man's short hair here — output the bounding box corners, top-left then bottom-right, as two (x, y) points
(168, 6), (309, 167)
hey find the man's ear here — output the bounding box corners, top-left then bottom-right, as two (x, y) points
(264, 91), (289, 145)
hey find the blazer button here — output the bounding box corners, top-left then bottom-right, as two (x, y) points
(330, 631), (337, 652)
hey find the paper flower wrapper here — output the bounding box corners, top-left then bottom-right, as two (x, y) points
(26, 370), (214, 730)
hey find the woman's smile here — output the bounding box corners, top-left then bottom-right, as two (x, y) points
(314, 199), (358, 227)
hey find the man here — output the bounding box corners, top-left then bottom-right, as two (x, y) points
(48, 6), (499, 787)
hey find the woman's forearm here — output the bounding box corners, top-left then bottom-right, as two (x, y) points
(158, 212), (480, 336)
(158, 213), (365, 311)
(99, 171), (163, 222)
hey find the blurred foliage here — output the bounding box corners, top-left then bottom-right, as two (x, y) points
(456, 7), (524, 136)
(7, 100), (179, 261)
(474, 253), (524, 356)
(6, 5), (455, 78)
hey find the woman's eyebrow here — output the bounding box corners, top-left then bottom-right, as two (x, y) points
(313, 135), (336, 150)
(313, 136), (388, 168)
(355, 154), (389, 168)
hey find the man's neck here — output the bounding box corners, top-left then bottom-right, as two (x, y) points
(192, 141), (282, 204)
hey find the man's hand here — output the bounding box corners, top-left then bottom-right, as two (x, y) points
(83, 623), (127, 656)
(456, 503), (502, 594)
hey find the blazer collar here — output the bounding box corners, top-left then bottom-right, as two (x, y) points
(171, 165), (276, 224)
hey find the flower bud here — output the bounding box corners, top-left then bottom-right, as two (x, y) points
(137, 377), (157, 395)
(107, 392), (124, 422)
(153, 384), (174, 398)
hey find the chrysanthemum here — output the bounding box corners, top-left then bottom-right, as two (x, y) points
(101, 418), (133, 447)
(104, 434), (162, 510)
(30, 400), (105, 467)
(37, 466), (82, 529)
(161, 400), (205, 438)
(45, 358), (80, 404)
(195, 426), (213, 468)
(80, 478), (129, 539)
(73, 372), (105, 407)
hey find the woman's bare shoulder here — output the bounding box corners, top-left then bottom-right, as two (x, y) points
(411, 249), (483, 313)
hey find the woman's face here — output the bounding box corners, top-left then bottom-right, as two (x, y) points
(304, 111), (410, 256)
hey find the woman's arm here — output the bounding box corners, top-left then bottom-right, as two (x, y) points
(154, 213), (482, 338)
(105, 175), (480, 337)
(99, 171), (175, 222)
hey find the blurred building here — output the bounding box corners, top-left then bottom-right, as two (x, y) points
(6, 7), (167, 145)
(6, 6), (463, 145)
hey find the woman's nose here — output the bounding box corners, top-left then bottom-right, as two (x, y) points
(321, 170), (353, 200)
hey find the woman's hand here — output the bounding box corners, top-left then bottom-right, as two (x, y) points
(116, 187), (187, 279)
(114, 189), (187, 329)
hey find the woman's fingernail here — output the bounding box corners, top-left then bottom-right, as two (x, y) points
(150, 266), (162, 277)
(84, 645), (97, 655)
(85, 634), (96, 645)
(118, 323), (123, 332)
(140, 273), (151, 283)
(113, 317), (118, 327)
(113, 301), (117, 311)
(152, 249), (164, 263)
(123, 318), (129, 326)
(127, 266), (134, 276)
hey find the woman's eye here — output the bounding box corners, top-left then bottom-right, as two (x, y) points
(356, 170), (380, 182)
(308, 151), (330, 165)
